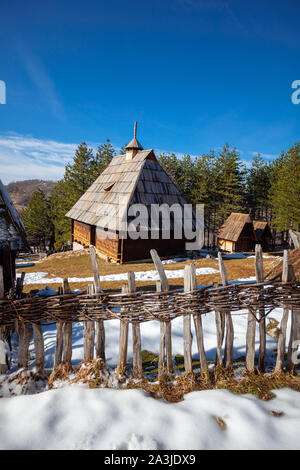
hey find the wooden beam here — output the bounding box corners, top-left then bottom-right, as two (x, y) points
(150, 249), (169, 291)
(150, 249), (173, 375)
(116, 284), (129, 377)
(84, 284), (95, 360)
(218, 252), (233, 369)
(62, 278), (73, 366)
(183, 264), (193, 374)
(191, 263), (208, 372)
(129, 272), (143, 379)
(275, 250), (289, 372)
(255, 244), (266, 372)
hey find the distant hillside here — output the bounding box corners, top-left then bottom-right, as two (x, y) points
(5, 179), (57, 213)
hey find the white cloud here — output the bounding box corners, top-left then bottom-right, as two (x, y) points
(0, 134), (77, 184)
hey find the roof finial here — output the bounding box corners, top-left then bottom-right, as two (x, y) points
(134, 121), (137, 138)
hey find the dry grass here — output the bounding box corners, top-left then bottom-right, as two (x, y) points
(19, 249), (280, 293)
(125, 369), (300, 403)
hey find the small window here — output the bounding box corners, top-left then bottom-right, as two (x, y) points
(104, 182), (115, 192)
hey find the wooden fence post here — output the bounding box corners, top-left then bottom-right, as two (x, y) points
(275, 249), (289, 372)
(190, 263), (208, 372)
(90, 246), (105, 361)
(255, 244), (266, 372)
(156, 280), (166, 379)
(287, 266), (300, 371)
(17, 323), (32, 369)
(218, 253), (234, 369)
(0, 266), (6, 374)
(183, 264), (193, 374)
(84, 284), (95, 360)
(62, 278), (72, 366)
(32, 322), (44, 374)
(116, 284), (129, 377)
(150, 249), (173, 375)
(54, 286), (64, 368)
(129, 272), (143, 379)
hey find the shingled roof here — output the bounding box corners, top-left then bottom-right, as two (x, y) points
(218, 212), (253, 242)
(66, 149), (192, 231)
(0, 179), (27, 250)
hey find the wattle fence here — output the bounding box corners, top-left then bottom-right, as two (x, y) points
(0, 246), (299, 379)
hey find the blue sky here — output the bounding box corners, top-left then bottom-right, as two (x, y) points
(0, 0), (300, 183)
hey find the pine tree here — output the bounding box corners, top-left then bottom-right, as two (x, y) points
(23, 189), (53, 249)
(49, 180), (72, 250)
(91, 139), (116, 180)
(269, 143), (300, 231)
(64, 142), (95, 206)
(214, 144), (246, 226)
(158, 153), (184, 194)
(245, 155), (272, 220)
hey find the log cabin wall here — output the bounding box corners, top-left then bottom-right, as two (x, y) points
(0, 249), (16, 294)
(73, 220), (91, 247)
(235, 223), (256, 251)
(120, 233), (186, 263)
(218, 239), (234, 252)
(95, 227), (120, 262)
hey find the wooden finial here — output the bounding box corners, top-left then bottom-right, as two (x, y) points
(134, 121), (137, 138)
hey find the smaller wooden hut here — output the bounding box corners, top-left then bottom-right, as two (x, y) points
(217, 212), (256, 252)
(0, 180), (27, 294)
(253, 221), (274, 251)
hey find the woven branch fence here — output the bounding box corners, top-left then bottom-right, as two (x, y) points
(0, 246), (299, 379)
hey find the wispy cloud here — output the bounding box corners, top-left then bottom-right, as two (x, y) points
(16, 43), (66, 122)
(249, 151), (278, 160)
(0, 134), (77, 183)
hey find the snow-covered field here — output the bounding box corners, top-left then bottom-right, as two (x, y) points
(17, 267), (219, 285)
(1, 386), (300, 450)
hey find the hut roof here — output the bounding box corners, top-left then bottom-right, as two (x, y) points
(0, 179), (27, 250)
(253, 221), (268, 231)
(218, 212), (253, 242)
(66, 149), (193, 231)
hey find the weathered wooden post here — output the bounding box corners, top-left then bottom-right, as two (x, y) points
(190, 263), (208, 372)
(32, 321), (44, 374)
(218, 252), (234, 368)
(116, 284), (129, 377)
(129, 272), (143, 379)
(287, 266), (300, 372)
(255, 244), (266, 372)
(183, 264), (193, 374)
(275, 249), (289, 372)
(84, 284), (95, 360)
(150, 249), (173, 375)
(90, 246), (105, 360)
(156, 280), (166, 379)
(0, 266), (6, 374)
(62, 278), (72, 366)
(17, 322), (32, 369)
(54, 286), (64, 368)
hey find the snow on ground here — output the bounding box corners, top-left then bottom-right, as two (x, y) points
(17, 267), (219, 285)
(0, 386), (300, 449)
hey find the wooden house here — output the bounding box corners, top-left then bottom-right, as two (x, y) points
(217, 212), (256, 252)
(0, 180), (27, 293)
(66, 123), (195, 263)
(253, 221), (274, 251)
